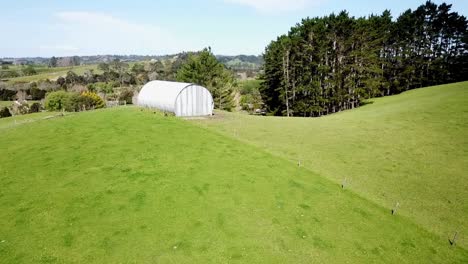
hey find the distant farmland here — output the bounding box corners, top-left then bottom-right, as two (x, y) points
(1, 64), (101, 83)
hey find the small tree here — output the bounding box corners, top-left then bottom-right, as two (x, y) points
(98, 62), (110, 73)
(0, 107), (11, 118)
(72, 56), (80, 66)
(118, 89), (134, 104)
(177, 48), (235, 111)
(56, 77), (66, 88)
(22, 65), (37, 76)
(131, 63), (145, 75)
(48, 56), (57, 68)
(29, 84), (47, 100)
(29, 102), (42, 113)
(45, 91), (71, 111)
(81, 91), (105, 109)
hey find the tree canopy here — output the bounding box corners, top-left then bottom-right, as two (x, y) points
(177, 48), (235, 111)
(261, 1), (468, 116)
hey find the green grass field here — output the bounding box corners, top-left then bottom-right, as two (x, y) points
(0, 101), (40, 108)
(1, 107), (467, 263)
(195, 81), (468, 250)
(0, 101), (14, 108)
(3, 65), (100, 83)
(0, 111), (62, 130)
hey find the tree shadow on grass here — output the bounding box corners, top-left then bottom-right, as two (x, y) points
(359, 100), (374, 107)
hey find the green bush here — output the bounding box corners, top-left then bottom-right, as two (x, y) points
(119, 89), (134, 104)
(12, 102), (30, 115)
(22, 65), (37, 76)
(0, 70), (19, 78)
(81, 91), (105, 109)
(29, 102), (42, 113)
(0, 89), (17, 100)
(29, 87), (47, 100)
(100, 83), (114, 94)
(45, 91), (71, 111)
(86, 83), (97, 93)
(65, 93), (85, 112)
(0, 107), (11, 118)
(45, 91), (105, 112)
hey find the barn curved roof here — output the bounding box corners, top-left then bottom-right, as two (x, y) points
(137, 80), (214, 116)
(138, 80), (192, 112)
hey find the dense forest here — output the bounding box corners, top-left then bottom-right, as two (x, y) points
(261, 1), (468, 116)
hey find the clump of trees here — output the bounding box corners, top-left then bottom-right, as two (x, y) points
(177, 48), (236, 111)
(0, 80), (58, 102)
(239, 80), (263, 113)
(261, 1), (468, 116)
(1, 49), (243, 115)
(0, 88), (17, 101)
(0, 100), (44, 118)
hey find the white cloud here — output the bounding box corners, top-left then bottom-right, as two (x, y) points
(224, 0), (325, 12)
(46, 11), (186, 56)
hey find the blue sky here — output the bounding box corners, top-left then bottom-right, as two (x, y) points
(1, 0), (467, 57)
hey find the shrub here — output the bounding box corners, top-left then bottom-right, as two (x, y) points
(0, 107), (11, 118)
(56, 77), (66, 88)
(119, 89), (134, 104)
(45, 91), (105, 112)
(22, 65), (37, 76)
(65, 93), (85, 112)
(29, 102), (42, 113)
(81, 91), (105, 109)
(87, 83), (97, 93)
(38, 80), (60, 91)
(45, 91), (71, 111)
(96, 82), (115, 94)
(0, 70), (19, 78)
(29, 87), (47, 100)
(0, 89), (17, 100)
(11, 101), (29, 115)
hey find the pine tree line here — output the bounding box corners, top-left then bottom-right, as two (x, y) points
(261, 1), (468, 116)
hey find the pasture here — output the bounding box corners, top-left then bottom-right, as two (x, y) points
(1, 107), (467, 262)
(195, 81), (468, 249)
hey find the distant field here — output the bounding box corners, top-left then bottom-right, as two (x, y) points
(195, 81), (468, 249)
(1, 107), (466, 262)
(0, 101), (14, 108)
(3, 65), (101, 83)
(0, 100), (40, 108)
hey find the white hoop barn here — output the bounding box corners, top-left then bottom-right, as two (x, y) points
(137, 80), (214, 117)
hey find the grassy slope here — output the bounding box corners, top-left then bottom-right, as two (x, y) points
(0, 111), (62, 130)
(1, 108), (466, 263)
(195, 81), (468, 249)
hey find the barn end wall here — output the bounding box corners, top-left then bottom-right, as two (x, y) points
(174, 85), (214, 117)
(137, 80), (214, 117)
